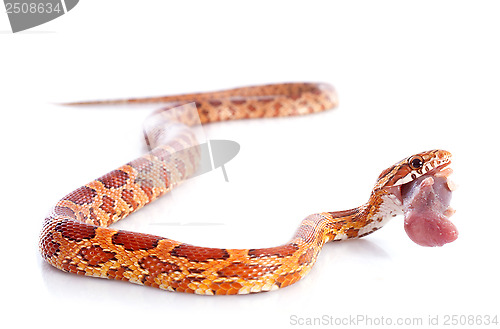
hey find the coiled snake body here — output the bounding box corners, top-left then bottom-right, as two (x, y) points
(39, 83), (453, 295)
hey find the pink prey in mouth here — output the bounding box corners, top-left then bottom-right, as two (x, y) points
(400, 163), (458, 247)
(375, 150), (458, 247)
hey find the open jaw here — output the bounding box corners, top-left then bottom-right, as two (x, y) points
(398, 163), (458, 247)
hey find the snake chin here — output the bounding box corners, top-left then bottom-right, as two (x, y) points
(399, 163), (458, 247)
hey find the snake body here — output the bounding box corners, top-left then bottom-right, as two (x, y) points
(39, 83), (452, 295)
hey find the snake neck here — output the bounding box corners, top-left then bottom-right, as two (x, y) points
(301, 189), (404, 245)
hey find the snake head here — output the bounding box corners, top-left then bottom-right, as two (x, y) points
(373, 149), (457, 247)
(374, 149), (452, 192)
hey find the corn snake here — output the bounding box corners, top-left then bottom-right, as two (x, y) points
(39, 83), (455, 295)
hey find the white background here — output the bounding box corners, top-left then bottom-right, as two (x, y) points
(1, 1), (499, 328)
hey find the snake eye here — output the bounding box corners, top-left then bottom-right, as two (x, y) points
(409, 155), (424, 170)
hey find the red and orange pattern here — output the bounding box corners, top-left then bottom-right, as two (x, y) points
(39, 83), (450, 294)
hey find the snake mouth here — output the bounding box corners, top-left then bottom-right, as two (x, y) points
(399, 161), (458, 247)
